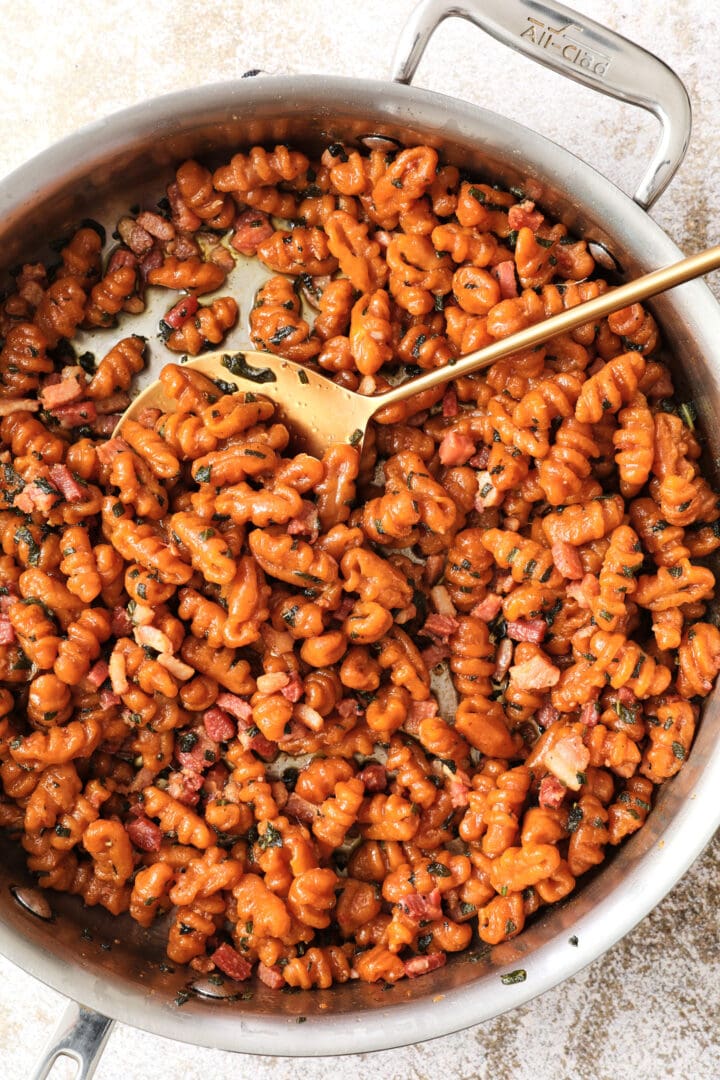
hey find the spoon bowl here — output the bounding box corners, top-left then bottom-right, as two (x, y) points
(117, 349), (371, 457)
(116, 244), (720, 452)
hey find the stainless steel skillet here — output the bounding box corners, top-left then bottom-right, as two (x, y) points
(0, 1), (717, 1074)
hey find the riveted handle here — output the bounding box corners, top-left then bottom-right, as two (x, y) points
(29, 1000), (114, 1080)
(392, 0), (691, 209)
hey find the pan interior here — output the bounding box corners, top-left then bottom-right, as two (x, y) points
(1, 75), (719, 1055)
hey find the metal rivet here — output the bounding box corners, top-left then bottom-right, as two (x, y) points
(190, 977), (237, 1000)
(358, 134), (404, 153)
(10, 885), (53, 920)
(588, 241), (623, 274)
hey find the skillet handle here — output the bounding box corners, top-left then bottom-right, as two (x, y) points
(29, 1000), (114, 1080)
(391, 0), (691, 210)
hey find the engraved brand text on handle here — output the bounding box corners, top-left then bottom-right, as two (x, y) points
(520, 17), (611, 78)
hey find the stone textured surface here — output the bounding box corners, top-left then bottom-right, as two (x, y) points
(1, 1), (720, 1077)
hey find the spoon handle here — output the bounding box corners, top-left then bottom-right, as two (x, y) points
(374, 244), (720, 410)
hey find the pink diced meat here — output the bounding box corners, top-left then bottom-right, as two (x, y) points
(471, 594), (502, 622)
(87, 660), (109, 688)
(551, 541), (584, 581)
(442, 389), (458, 418)
(421, 643), (451, 668)
(211, 943), (252, 982)
(215, 693), (253, 722)
(163, 294), (199, 330)
(285, 792), (320, 825)
(231, 209), (274, 255)
(39, 374), (85, 409)
(203, 707), (236, 743)
(508, 200), (544, 232)
(257, 962), (285, 989)
(176, 729), (219, 772)
(506, 618), (547, 644)
(448, 779), (470, 808)
(536, 701), (559, 729)
(580, 701), (601, 728)
(280, 671), (304, 703)
(421, 613), (459, 644)
(49, 401), (97, 428)
(166, 769), (205, 806)
(48, 464), (85, 501)
(398, 887), (443, 922)
(509, 653), (560, 690)
(14, 481), (59, 514)
(126, 814), (162, 852)
(494, 638), (514, 682)
(566, 574), (600, 609)
(356, 764), (387, 792)
(538, 775), (566, 810)
(404, 952), (447, 978)
(494, 260), (518, 299)
(439, 431), (476, 466)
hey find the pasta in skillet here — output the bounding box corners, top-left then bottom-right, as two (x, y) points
(0, 138), (718, 991)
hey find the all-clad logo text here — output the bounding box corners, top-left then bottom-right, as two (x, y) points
(520, 18), (611, 78)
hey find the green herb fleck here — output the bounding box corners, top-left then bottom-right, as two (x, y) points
(294, 570), (323, 585)
(427, 861), (452, 878)
(417, 933), (433, 954)
(14, 526), (40, 565)
(679, 402), (697, 430)
(500, 969), (527, 985)
(222, 352), (277, 383)
(178, 732), (198, 754)
(77, 351), (96, 375)
(258, 822), (283, 850)
(567, 803), (583, 833)
(213, 378), (239, 395)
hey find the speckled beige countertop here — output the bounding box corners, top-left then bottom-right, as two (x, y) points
(1, 2), (719, 1077)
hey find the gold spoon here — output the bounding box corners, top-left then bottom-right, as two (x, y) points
(117, 245), (720, 455)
